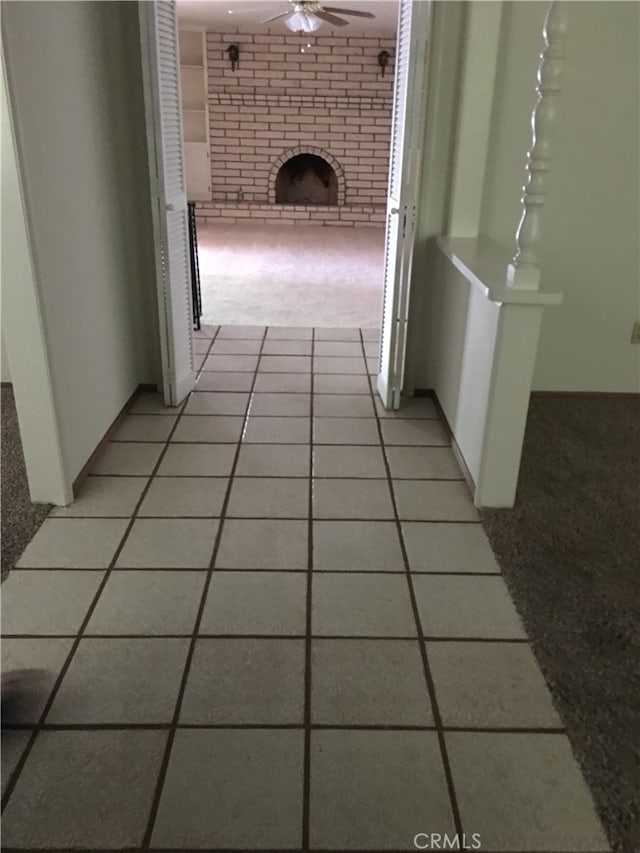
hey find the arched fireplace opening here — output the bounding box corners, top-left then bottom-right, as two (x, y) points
(275, 154), (338, 205)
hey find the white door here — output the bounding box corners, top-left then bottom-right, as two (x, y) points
(377, 0), (431, 409)
(139, 0), (195, 406)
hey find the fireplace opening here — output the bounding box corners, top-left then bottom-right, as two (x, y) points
(275, 154), (338, 205)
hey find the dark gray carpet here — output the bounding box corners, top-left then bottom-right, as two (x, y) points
(1, 386), (51, 580)
(481, 394), (640, 853)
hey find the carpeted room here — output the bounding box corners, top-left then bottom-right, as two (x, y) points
(176, 0), (399, 330)
(196, 223), (385, 327)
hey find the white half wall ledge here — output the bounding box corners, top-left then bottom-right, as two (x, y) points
(437, 235), (562, 307)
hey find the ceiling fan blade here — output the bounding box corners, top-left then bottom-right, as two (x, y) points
(315, 10), (349, 26)
(322, 6), (376, 18)
(261, 11), (291, 23)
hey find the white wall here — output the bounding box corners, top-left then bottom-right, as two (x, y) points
(481, 0), (640, 392)
(405, 0), (465, 393)
(2, 62), (70, 504)
(2, 1), (160, 487)
(419, 247), (499, 484)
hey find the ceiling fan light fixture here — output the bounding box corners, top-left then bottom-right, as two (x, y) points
(285, 10), (322, 33)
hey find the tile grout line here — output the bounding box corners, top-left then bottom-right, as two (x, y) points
(14, 512), (471, 528)
(6, 565), (495, 576)
(1, 633), (532, 643)
(15, 514), (482, 523)
(126, 414), (442, 423)
(112, 414), (441, 420)
(358, 328), (465, 839)
(39, 475), (469, 503)
(302, 327), (316, 851)
(109, 441), (451, 447)
(199, 371), (375, 377)
(139, 325), (269, 850)
(0, 346), (211, 812)
(3, 569), (503, 581)
(212, 353), (367, 359)
(79, 475), (466, 483)
(1, 723), (568, 735)
(17, 515), (481, 524)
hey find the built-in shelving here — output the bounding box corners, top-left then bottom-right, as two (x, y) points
(178, 30), (211, 201)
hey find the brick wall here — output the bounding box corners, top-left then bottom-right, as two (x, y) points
(196, 31), (395, 227)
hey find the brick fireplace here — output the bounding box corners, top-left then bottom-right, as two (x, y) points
(195, 31), (395, 227)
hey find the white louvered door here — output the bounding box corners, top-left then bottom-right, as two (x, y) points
(139, 0), (195, 406)
(378, 0), (431, 409)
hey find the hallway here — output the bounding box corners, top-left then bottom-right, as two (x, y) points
(1, 325), (609, 851)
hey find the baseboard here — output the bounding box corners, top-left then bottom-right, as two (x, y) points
(422, 388), (640, 401)
(531, 390), (640, 399)
(413, 387), (477, 497)
(71, 383), (158, 497)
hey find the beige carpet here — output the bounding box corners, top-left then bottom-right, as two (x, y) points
(196, 223), (385, 328)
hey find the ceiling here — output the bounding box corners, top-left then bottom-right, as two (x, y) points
(176, 0), (399, 36)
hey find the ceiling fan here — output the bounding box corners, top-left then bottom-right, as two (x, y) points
(262, 1), (375, 33)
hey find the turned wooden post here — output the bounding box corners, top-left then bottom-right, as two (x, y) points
(507, 1), (568, 289)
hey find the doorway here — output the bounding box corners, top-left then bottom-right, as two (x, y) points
(141, 0), (430, 409)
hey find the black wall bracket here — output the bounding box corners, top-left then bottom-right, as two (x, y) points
(377, 50), (391, 77)
(226, 44), (239, 72)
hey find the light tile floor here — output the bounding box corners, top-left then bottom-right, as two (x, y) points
(1, 325), (610, 852)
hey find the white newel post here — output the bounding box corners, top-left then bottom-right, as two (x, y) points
(507, 0), (568, 289)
